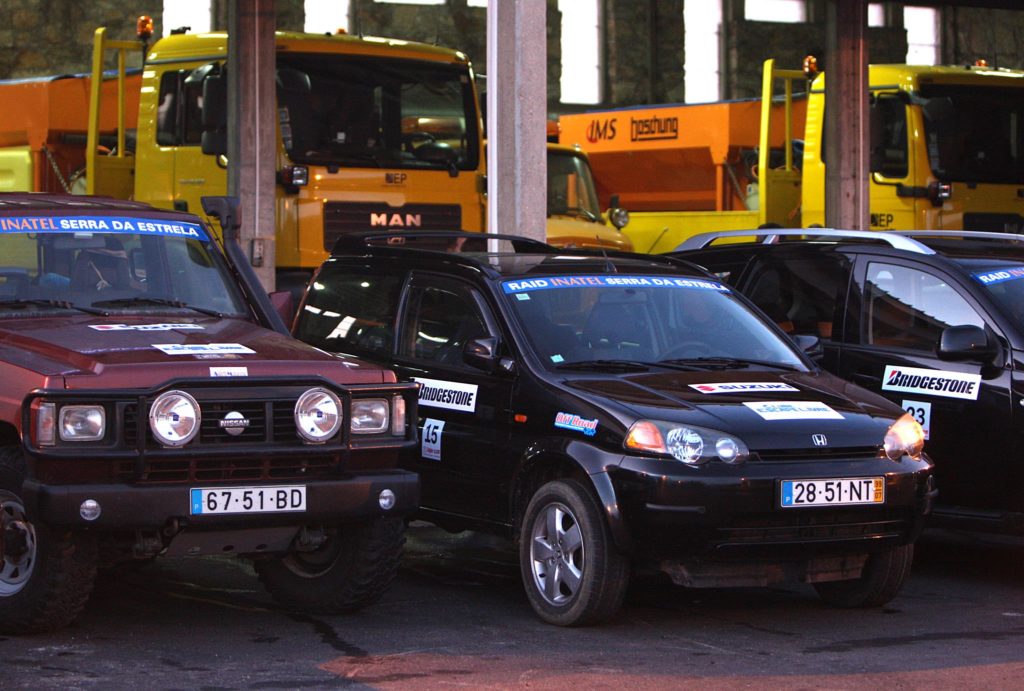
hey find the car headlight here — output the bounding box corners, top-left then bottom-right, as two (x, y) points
(351, 398), (389, 434)
(59, 405), (106, 442)
(149, 390), (200, 447)
(883, 413), (925, 461)
(625, 420), (749, 465)
(294, 387), (342, 443)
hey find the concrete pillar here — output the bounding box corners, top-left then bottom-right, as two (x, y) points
(824, 0), (869, 231)
(227, 0), (277, 290)
(486, 0), (547, 241)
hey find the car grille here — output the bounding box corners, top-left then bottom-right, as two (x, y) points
(716, 508), (908, 547)
(754, 446), (881, 462)
(323, 201), (462, 250)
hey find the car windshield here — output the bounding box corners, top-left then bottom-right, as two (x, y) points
(920, 84), (1024, 184)
(968, 261), (1024, 329)
(0, 215), (249, 317)
(547, 150), (602, 221)
(501, 274), (808, 370)
(276, 53), (480, 171)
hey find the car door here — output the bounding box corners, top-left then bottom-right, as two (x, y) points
(836, 256), (1013, 514)
(391, 273), (515, 523)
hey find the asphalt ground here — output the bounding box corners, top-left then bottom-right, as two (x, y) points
(1, 524), (1022, 689)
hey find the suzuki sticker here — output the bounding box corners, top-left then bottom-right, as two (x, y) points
(413, 377), (478, 413)
(421, 418), (445, 461)
(882, 365), (980, 401)
(209, 366), (249, 377)
(690, 382), (799, 394)
(743, 401), (843, 421)
(153, 343), (255, 355)
(90, 323), (205, 331)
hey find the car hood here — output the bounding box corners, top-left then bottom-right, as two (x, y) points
(0, 315), (388, 388)
(563, 368), (896, 450)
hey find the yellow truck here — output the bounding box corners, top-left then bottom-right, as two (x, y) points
(559, 59), (1024, 253)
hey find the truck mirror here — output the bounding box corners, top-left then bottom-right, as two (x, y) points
(937, 324), (997, 362)
(869, 101), (885, 173)
(415, 142), (460, 177)
(463, 337), (500, 373)
(201, 72), (228, 156)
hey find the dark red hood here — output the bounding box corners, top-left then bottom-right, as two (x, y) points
(0, 315), (390, 388)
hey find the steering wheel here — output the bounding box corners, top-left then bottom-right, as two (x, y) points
(659, 341), (715, 360)
(402, 131), (436, 152)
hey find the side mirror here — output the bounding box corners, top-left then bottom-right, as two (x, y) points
(269, 290), (296, 329)
(792, 333), (824, 360)
(201, 71), (228, 156)
(463, 336), (500, 373)
(937, 324), (996, 362)
(415, 142), (460, 177)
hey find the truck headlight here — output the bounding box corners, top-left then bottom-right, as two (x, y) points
(59, 405), (106, 442)
(294, 387), (342, 443)
(625, 420), (749, 465)
(883, 413), (925, 461)
(149, 390), (200, 447)
(351, 398), (388, 434)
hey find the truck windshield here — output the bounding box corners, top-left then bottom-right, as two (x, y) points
(547, 150), (602, 221)
(501, 275), (807, 370)
(920, 84), (1024, 184)
(276, 53), (480, 171)
(0, 221), (249, 318)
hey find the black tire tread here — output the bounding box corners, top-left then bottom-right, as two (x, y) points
(257, 516), (405, 614)
(0, 445), (98, 634)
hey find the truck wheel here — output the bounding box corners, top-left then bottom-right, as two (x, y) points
(519, 479), (629, 626)
(0, 447), (97, 634)
(256, 516), (405, 613)
(814, 544), (914, 608)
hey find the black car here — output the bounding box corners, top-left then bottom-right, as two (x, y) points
(293, 231), (935, 626)
(672, 228), (1024, 535)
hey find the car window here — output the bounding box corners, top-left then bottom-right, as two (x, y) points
(744, 253), (849, 338)
(293, 265), (405, 357)
(864, 261), (984, 350)
(399, 283), (490, 368)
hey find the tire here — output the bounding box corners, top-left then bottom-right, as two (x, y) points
(519, 479), (629, 626)
(0, 446), (98, 634)
(814, 544), (914, 608)
(256, 516), (405, 613)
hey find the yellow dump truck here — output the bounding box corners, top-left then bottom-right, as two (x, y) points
(560, 59), (1024, 253)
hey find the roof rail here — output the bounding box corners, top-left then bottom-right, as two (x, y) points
(673, 228), (936, 255)
(330, 230), (557, 256)
(895, 230), (1024, 244)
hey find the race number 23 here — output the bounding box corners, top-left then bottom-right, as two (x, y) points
(901, 399), (931, 440)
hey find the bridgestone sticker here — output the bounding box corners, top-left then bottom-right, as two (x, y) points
(690, 382), (799, 394)
(153, 343), (255, 356)
(90, 323), (205, 332)
(413, 378), (478, 413)
(743, 401), (843, 420)
(554, 411), (598, 436)
(881, 365), (980, 401)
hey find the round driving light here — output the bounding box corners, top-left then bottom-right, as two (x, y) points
(294, 388), (342, 443)
(149, 390), (200, 447)
(716, 437), (740, 463)
(666, 426), (705, 464)
(80, 499), (102, 521)
(379, 489), (396, 510)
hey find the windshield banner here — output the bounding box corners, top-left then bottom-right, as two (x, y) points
(0, 216), (208, 240)
(502, 275), (729, 294)
(973, 267), (1024, 286)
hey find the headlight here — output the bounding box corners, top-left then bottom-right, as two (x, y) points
(149, 390), (200, 447)
(883, 413), (925, 461)
(391, 395), (406, 436)
(36, 401), (56, 446)
(294, 387), (342, 443)
(625, 420), (749, 465)
(351, 398), (389, 434)
(59, 405), (105, 442)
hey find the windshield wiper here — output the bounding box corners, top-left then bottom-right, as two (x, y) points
(555, 359), (651, 372)
(90, 297), (224, 318)
(0, 298), (107, 315)
(657, 357), (801, 372)
(549, 206), (599, 222)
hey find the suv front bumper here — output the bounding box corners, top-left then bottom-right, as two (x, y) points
(22, 469), (419, 529)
